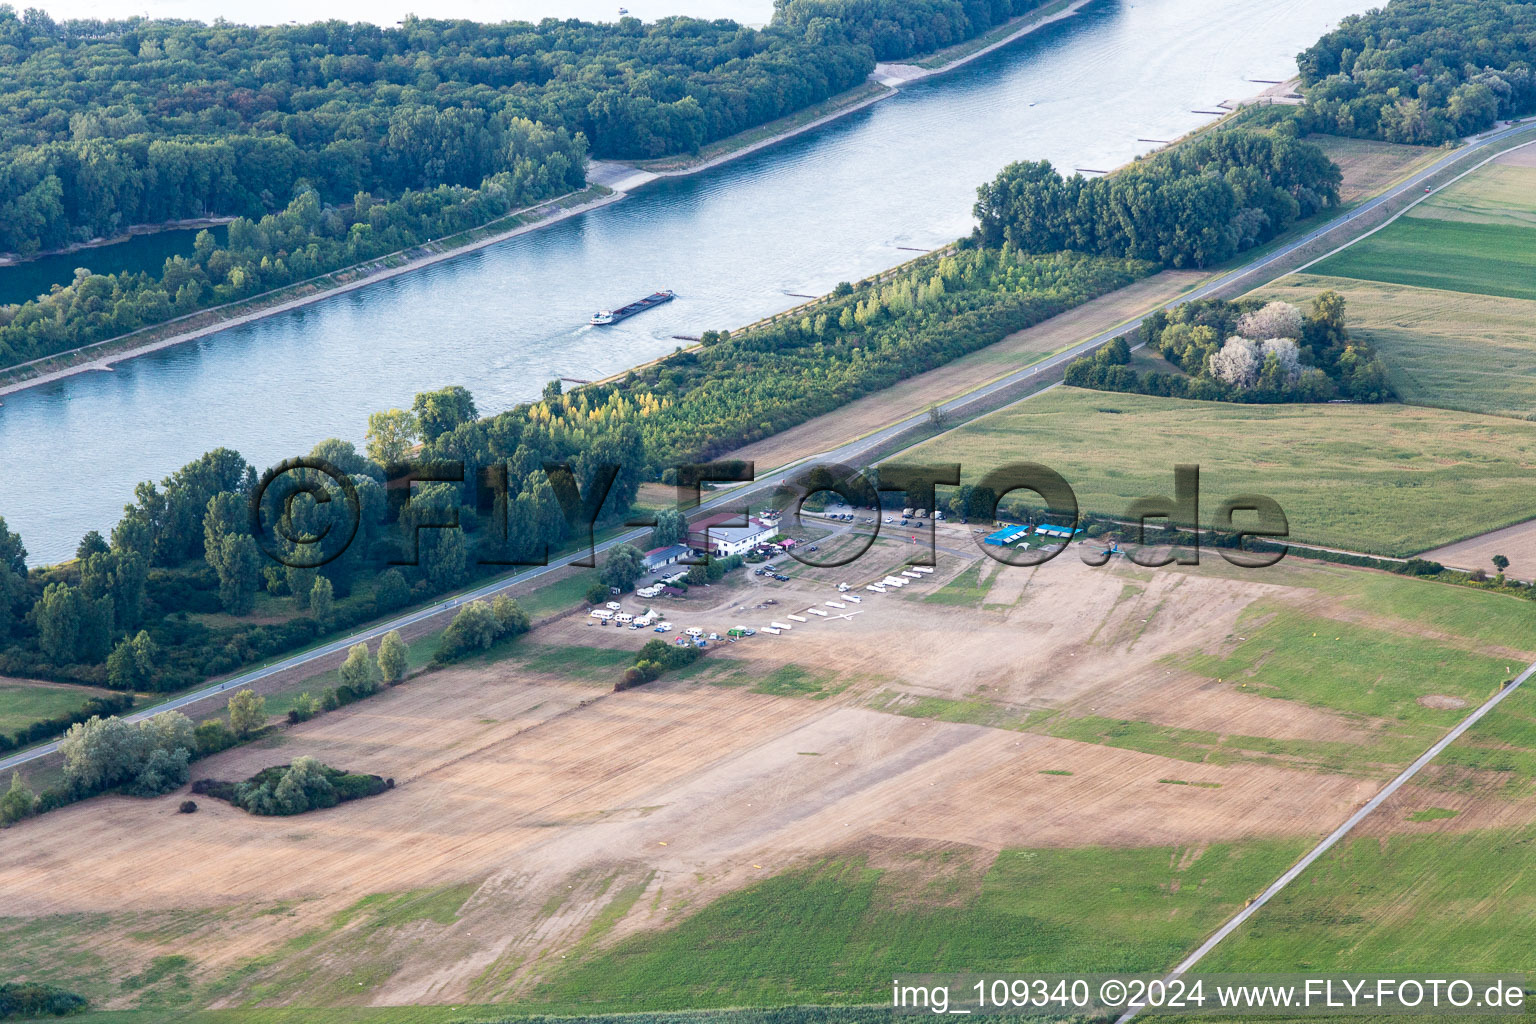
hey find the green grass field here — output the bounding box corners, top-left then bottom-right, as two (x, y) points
(0, 682), (115, 734)
(1050, 568), (1534, 775)
(528, 842), (1309, 1012)
(1254, 274), (1536, 419)
(899, 387), (1536, 556)
(1200, 686), (1536, 984)
(1311, 217), (1536, 301)
(1411, 158), (1536, 229)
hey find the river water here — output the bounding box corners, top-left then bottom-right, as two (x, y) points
(2, 0), (1368, 565)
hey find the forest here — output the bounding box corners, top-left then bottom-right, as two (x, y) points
(1063, 292), (1394, 404)
(0, 7), (874, 258)
(972, 127), (1342, 267)
(1292, 0), (1536, 144)
(772, 0), (1053, 61)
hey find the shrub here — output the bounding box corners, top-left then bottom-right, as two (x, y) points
(179, 800), (197, 814)
(0, 772), (37, 826)
(433, 597), (529, 666)
(193, 718), (237, 757)
(616, 639), (701, 690)
(195, 757), (388, 816)
(0, 982), (87, 1018)
(286, 692), (323, 724)
(58, 711), (195, 798)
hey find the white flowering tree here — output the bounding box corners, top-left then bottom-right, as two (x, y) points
(1237, 300), (1304, 341)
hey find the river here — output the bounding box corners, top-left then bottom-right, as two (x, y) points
(2, 0), (1369, 565)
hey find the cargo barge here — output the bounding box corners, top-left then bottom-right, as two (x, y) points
(590, 290), (674, 325)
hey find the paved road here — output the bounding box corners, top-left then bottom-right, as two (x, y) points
(7, 120), (1534, 775)
(1114, 655), (1536, 1023)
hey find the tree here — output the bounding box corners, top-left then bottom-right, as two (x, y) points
(80, 548), (148, 632)
(228, 689), (267, 738)
(366, 408), (420, 465)
(491, 595), (530, 636)
(378, 630), (409, 684)
(374, 568), (411, 613)
(75, 530), (109, 562)
(33, 582), (110, 664)
(339, 642), (376, 695)
(1493, 554), (1510, 574)
(0, 772), (36, 826)
(210, 532), (262, 615)
(106, 630), (158, 690)
(309, 576), (334, 621)
(0, 516), (26, 576)
(412, 386), (478, 445)
(59, 711), (193, 796)
(600, 543), (645, 592)
(650, 508), (687, 548)
(422, 527), (468, 593)
(202, 490), (246, 563)
(1209, 336), (1262, 388)
(435, 600), (501, 662)
(1236, 301), (1304, 340)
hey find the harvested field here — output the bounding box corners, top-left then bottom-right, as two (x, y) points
(1253, 273), (1536, 419)
(2, 543), (1529, 1012)
(1420, 518), (1536, 580)
(1308, 134), (1442, 204)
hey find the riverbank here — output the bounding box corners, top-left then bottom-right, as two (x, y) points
(880, 0), (1091, 79)
(0, 187), (619, 401)
(590, 0), (1095, 187)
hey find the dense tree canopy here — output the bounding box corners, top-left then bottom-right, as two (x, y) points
(773, 0), (1052, 61)
(974, 127), (1342, 267)
(0, 6), (873, 255)
(1065, 292), (1393, 404)
(1293, 0), (1536, 144)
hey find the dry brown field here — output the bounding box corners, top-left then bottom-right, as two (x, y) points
(3, 528), (1531, 1009)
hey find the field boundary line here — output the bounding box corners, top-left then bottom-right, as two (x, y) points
(1287, 132), (1536, 279)
(1114, 656), (1536, 1023)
